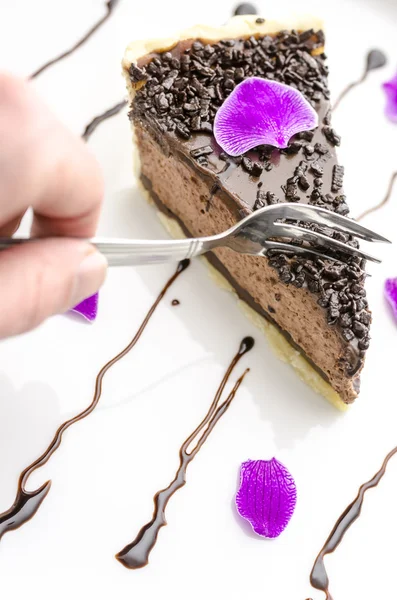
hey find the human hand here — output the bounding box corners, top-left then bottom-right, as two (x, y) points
(0, 72), (107, 338)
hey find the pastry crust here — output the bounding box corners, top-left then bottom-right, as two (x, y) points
(123, 14), (324, 79)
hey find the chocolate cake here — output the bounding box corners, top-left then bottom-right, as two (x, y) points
(122, 15), (371, 409)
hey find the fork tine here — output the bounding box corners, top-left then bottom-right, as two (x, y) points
(271, 223), (382, 263)
(269, 203), (391, 244)
(263, 241), (344, 262)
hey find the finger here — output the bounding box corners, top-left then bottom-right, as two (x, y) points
(0, 213), (25, 237)
(0, 72), (103, 237)
(0, 239), (107, 338)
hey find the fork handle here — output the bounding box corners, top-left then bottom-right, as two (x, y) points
(94, 237), (213, 266)
(0, 237), (217, 266)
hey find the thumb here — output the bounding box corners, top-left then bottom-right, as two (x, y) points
(0, 238), (107, 337)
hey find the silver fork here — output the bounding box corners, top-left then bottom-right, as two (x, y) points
(0, 203), (390, 266)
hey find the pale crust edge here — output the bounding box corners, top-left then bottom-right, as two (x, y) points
(122, 14), (324, 74)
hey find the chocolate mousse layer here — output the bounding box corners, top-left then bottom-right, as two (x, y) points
(123, 16), (371, 404)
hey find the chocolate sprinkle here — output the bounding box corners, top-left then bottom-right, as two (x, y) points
(131, 31), (328, 153)
(190, 145), (213, 159)
(322, 126), (341, 146)
(242, 157), (263, 176)
(254, 190), (279, 210)
(332, 165), (345, 193)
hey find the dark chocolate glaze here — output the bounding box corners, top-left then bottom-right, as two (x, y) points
(82, 99), (127, 141)
(30, 0), (121, 79)
(333, 49), (387, 111)
(134, 40), (338, 213)
(0, 260), (189, 541)
(356, 171), (397, 222)
(116, 337), (254, 569)
(309, 445), (397, 600)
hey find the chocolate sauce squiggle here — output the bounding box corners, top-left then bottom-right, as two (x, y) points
(0, 259), (189, 541)
(333, 49), (387, 111)
(309, 445), (397, 600)
(82, 99), (127, 141)
(30, 0), (121, 79)
(356, 171), (397, 222)
(116, 336), (254, 569)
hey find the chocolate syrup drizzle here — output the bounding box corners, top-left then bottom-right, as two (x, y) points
(30, 0), (121, 79)
(0, 260), (189, 541)
(116, 336), (254, 569)
(309, 445), (397, 600)
(19, 4), (395, 587)
(356, 171), (397, 222)
(333, 49), (387, 111)
(82, 99), (127, 141)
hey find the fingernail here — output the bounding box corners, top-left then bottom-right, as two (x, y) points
(71, 250), (108, 307)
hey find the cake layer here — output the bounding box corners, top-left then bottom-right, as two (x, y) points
(123, 15), (371, 405)
(138, 172), (348, 412)
(135, 121), (359, 403)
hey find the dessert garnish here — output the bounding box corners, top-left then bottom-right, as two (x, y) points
(214, 77), (318, 156)
(82, 99), (127, 141)
(72, 293), (98, 321)
(30, 0), (121, 79)
(310, 445), (397, 599)
(235, 458), (297, 538)
(0, 260), (190, 541)
(116, 337), (254, 569)
(385, 278), (397, 320)
(383, 71), (397, 122)
(333, 49), (387, 111)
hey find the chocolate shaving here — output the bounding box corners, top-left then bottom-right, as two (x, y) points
(190, 145), (213, 159)
(332, 165), (345, 193)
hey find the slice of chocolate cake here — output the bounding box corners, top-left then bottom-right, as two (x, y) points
(122, 15), (370, 409)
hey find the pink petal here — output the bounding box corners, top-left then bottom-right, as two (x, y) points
(385, 278), (397, 320)
(214, 77), (318, 156)
(71, 293), (98, 321)
(235, 458), (297, 538)
(383, 74), (397, 123)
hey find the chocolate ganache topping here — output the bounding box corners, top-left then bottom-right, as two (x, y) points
(128, 29), (371, 377)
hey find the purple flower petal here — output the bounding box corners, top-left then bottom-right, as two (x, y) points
(235, 458), (297, 538)
(214, 77), (318, 156)
(71, 293), (98, 321)
(383, 73), (397, 123)
(385, 278), (397, 320)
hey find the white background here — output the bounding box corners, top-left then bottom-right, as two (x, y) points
(0, 0), (397, 598)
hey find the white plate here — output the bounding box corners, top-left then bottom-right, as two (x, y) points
(0, 0), (397, 598)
